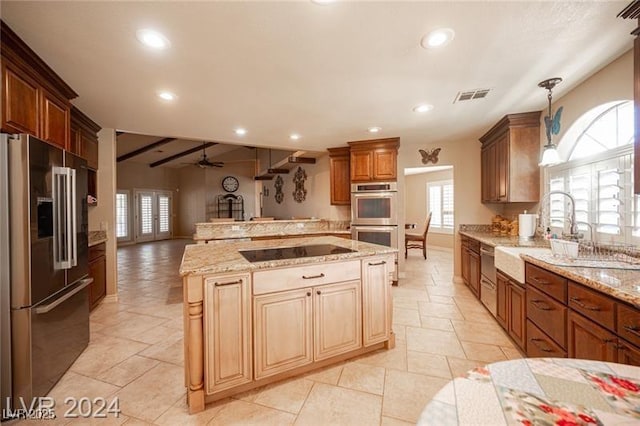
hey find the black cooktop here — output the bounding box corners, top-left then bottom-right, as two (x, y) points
(239, 244), (356, 263)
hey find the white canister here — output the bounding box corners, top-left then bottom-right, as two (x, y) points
(518, 212), (537, 240)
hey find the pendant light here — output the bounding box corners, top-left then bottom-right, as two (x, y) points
(538, 77), (563, 166)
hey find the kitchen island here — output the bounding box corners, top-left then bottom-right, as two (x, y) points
(179, 236), (396, 413)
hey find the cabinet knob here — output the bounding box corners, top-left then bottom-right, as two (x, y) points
(306, 292), (311, 297)
(316, 290), (321, 295)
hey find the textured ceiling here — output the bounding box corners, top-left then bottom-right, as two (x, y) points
(1, 1), (634, 153)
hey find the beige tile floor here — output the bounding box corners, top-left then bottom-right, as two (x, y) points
(41, 239), (522, 425)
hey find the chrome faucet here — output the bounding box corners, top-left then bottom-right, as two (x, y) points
(539, 190), (581, 239)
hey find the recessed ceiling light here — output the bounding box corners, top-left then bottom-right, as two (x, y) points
(157, 91), (176, 101)
(368, 127), (381, 133)
(136, 29), (171, 50)
(421, 28), (455, 49)
(290, 134), (301, 140)
(413, 104), (434, 113)
(235, 128), (247, 136)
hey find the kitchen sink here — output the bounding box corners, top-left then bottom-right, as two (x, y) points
(494, 246), (552, 283)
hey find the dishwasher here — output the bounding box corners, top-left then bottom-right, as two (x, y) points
(480, 244), (497, 317)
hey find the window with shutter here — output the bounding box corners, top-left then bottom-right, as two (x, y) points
(426, 180), (454, 234)
(546, 100), (637, 245)
(116, 190), (130, 241)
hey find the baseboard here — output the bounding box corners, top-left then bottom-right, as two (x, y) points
(102, 294), (118, 303)
(452, 276), (464, 284)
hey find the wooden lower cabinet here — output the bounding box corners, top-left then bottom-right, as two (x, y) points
(567, 310), (617, 362)
(617, 340), (640, 366)
(204, 274), (252, 393)
(507, 282), (526, 350)
(254, 288), (313, 379)
(362, 257), (391, 346)
(468, 250), (480, 297)
(496, 272), (508, 329)
(314, 281), (362, 360)
(88, 243), (106, 311)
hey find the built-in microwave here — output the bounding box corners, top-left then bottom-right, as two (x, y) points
(350, 182), (398, 226)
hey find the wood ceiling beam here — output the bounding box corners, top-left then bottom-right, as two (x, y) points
(150, 142), (218, 168)
(117, 137), (177, 162)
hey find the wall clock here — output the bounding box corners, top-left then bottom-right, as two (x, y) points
(222, 176), (239, 192)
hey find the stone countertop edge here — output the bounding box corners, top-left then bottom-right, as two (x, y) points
(179, 236), (397, 277)
(193, 229), (351, 241)
(520, 254), (640, 308)
(459, 229), (550, 248)
(194, 218), (324, 225)
(88, 230), (107, 247)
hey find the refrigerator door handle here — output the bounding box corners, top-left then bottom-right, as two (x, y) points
(69, 168), (77, 267)
(53, 166), (74, 269)
(34, 277), (92, 314)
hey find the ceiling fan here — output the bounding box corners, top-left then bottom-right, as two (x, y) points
(190, 142), (223, 168)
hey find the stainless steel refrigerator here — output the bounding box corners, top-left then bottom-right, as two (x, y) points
(1, 134), (91, 417)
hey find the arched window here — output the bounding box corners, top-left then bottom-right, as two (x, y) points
(567, 101), (633, 160)
(546, 100), (638, 244)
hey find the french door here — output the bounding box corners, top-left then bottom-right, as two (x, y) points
(134, 190), (172, 242)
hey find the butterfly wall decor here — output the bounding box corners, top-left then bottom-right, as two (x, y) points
(544, 106), (563, 142)
(419, 148), (441, 165)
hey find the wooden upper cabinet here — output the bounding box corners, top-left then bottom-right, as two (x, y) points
(1, 21), (77, 148)
(348, 137), (400, 182)
(2, 60), (39, 135)
(70, 106), (101, 170)
(350, 150), (374, 181)
(479, 112), (541, 203)
(40, 88), (69, 149)
(327, 147), (351, 205)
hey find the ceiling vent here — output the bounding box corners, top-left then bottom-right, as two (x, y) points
(454, 88), (490, 103)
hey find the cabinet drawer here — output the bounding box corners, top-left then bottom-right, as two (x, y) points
(253, 260), (361, 295)
(89, 242), (106, 262)
(568, 282), (615, 331)
(526, 320), (567, 358)
(525, 263), (567, 303)
(467, 238), (480, 254)
(617, 303), (640, 348)
(526, 286), (567, 348)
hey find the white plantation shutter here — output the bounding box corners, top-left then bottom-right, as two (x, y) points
(116, 191), (130, 240)
(548, 176), (565, 230)
(426, 180), (454, 234)
(442, 183), (454, 228)
(158, 195), (170, 233)
(140, 195), (153, 234)
(429, 185), (442, 228)
(596, 167), (622, 235)
(568, 170), (590, 234)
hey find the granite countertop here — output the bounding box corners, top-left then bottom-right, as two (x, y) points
(179, 235), (396, 276)
(459, 229), (550, 248)
(419, 357), (640, 425)
(88, 230), (107, 247)
(193, 219), (350, 241)
(521, 253), (640, 307)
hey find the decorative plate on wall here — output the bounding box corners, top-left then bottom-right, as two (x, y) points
(274, 175), (284, 204)
(292, 167), (307, 203)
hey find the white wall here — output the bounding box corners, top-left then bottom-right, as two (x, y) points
(88, 128), (117, 298)
(404, 169), (455, 249)
(262, 154), (350, 221)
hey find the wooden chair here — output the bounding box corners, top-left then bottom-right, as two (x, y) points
(405, 212), (432, 259)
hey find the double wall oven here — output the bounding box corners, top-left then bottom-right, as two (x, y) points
(350, 182), (398, 281)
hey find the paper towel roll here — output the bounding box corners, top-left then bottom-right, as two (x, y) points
(518, 214), (537, 239)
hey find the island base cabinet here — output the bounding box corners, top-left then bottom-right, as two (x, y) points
(314, 281), (362, 360)
(617, 341), (640, 367)
(254, 288), (314, 380)
(362, 256), (391, 346)
(526, 320), (567, 358)
(568, 311), (617, 363)
(204, 274), (252, 394)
